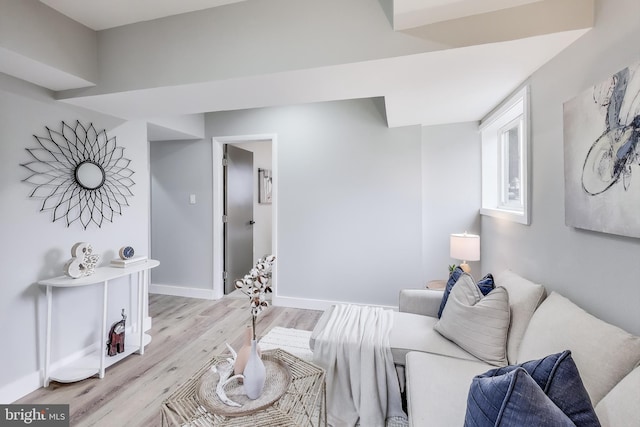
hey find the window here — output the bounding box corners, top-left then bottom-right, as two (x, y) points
(500, 117), (523, 210)
(480, 86), (529, 224)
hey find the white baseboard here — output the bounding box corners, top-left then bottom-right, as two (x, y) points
(273, 294), (398, 312)
(149, 283), (216, 300)
(0, 322), (151, 404)
(0, 371), (40, 404)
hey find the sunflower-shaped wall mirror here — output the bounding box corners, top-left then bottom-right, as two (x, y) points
(75, 161), (106, 190)
(21, 121), (135, 229)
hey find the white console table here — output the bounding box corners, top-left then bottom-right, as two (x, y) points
(39, 259), (160, 386)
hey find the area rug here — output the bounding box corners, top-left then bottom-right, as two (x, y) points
(258, 327), (314, 361)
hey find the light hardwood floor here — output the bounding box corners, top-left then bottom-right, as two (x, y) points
(16, 293), (324, 426)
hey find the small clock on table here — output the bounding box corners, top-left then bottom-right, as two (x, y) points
(119, 246), (135, 260)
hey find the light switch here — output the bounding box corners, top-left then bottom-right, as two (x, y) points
(189, 194), (196, 204)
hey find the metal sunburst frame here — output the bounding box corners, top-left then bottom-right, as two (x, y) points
(21, 120), (135, 229)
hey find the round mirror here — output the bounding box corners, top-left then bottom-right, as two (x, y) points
(75, 161), (105, 190)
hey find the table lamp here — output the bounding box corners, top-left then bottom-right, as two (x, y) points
(450, 232), (480, 274)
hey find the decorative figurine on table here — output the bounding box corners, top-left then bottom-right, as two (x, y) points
(107, 309), (126, 356)
(211, 344), (245, 408)
(63, 242), (100, 278)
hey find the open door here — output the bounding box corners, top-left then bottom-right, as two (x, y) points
(224, 144), (254, 294)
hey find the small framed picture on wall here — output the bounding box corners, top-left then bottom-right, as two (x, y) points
(259, 168), (272, 204)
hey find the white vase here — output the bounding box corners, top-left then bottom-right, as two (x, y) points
(234, 327), (261, 377)
(243, 339), (266, 399)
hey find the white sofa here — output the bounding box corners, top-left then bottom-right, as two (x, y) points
(311, 270), (640, 426)
(395, 270), (640, 426)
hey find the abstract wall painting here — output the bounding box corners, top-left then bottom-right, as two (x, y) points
(563, 61), (640, 238)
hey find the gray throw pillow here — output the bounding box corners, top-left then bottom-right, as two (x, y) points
(438, 268), (495, 318)
(434, 273), (510, 366)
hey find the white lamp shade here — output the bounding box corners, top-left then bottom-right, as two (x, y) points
(450, 233), (480, 262)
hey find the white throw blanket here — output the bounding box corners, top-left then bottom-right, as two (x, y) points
(313, 304), (407, 427)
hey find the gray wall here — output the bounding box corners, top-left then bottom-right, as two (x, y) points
(150, 140), (213, 290)
(422, 122), (482, 281)
(149, 101), (484, 306)
(0, 74), (150, 401)
(481, 0), (640, 335)
(0, 0), (97, 84)
(207, 98), (424, 306)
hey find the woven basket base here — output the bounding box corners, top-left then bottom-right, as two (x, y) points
(196, 354), (291, 417)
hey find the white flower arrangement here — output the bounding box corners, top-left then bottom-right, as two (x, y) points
(234, 255), (276, 340)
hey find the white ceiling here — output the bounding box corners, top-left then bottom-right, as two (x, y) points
(39, 0), (249, 30)
(40, 0), (546, 31)
(58, 30), (587, 128)
(393, 0), (543, 30)
(24, 0), (591, 128)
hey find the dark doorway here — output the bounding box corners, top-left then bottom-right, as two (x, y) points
(224, 144), (255, 294)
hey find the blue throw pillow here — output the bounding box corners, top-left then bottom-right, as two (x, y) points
(438, 270), (495, 318)
(475, 273), (495, 295)
(465, 367), (574, 426)
(464, 351), (601, 427)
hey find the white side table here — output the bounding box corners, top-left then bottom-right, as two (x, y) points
(38, 259), (160, 386)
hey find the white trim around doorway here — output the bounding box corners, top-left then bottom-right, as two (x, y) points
(211, 134), (278, 300)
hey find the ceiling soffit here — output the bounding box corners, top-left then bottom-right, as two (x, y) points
(13, 0), (594, 127)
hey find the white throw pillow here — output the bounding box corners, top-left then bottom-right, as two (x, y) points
(495, 270), (546, 363)
(434, 273), (510, 366)
(595, 366), (640, 426)
(517, 292), (640, 405)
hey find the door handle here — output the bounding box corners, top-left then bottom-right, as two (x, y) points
(249, 220), (255, 225)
